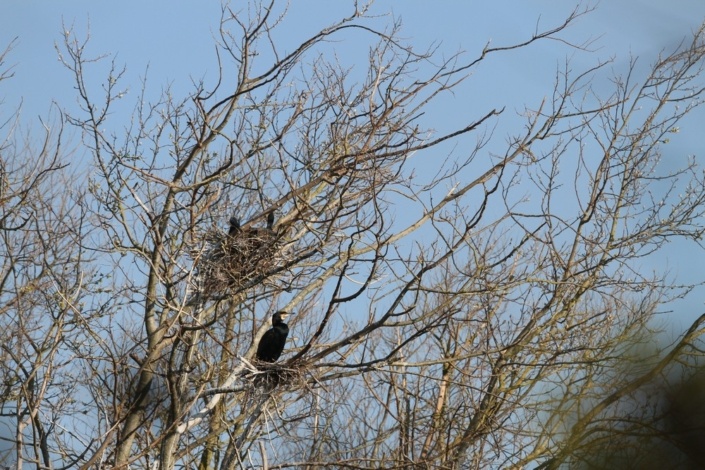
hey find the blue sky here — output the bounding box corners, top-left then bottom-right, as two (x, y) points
(2, 0), (705, 336)
(3, 1), (704, 118)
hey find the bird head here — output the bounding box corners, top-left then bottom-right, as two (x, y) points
(272, 310), (291, 324)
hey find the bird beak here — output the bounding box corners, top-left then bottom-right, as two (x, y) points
(277, 310), (291, 320)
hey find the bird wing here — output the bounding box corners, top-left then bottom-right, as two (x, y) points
(256, 329), (275, 359)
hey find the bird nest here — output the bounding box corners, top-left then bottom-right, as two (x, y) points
(194, 226), (282, 296)
(244, 361), (308, 391)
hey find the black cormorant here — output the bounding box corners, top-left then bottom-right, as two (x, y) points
(228, 216), (241, 236)
(256, 311), (291, 363)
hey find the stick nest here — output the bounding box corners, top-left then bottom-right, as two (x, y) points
(245, 361), (308, 391)
(194, 226), (282, 295)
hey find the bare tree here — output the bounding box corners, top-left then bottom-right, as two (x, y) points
(0, 41), (96, 469)
(2, 2), (705, 469)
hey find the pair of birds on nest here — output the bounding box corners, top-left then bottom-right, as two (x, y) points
(228, 211), (275, 238)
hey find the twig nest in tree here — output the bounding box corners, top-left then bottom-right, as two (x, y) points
(245, 361), (306, 391)
(195, 225), (282, 295)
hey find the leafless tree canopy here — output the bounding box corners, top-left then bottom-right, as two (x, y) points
(2, 2), (705, 469)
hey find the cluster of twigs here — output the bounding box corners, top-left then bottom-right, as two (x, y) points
(242, 359), (310, 392)
(201, 359), (309, 399)
(194, 224), (282, 296)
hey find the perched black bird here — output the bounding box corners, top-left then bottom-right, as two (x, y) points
(256, 311), (291, 363)
(228, 216), (241, 236)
